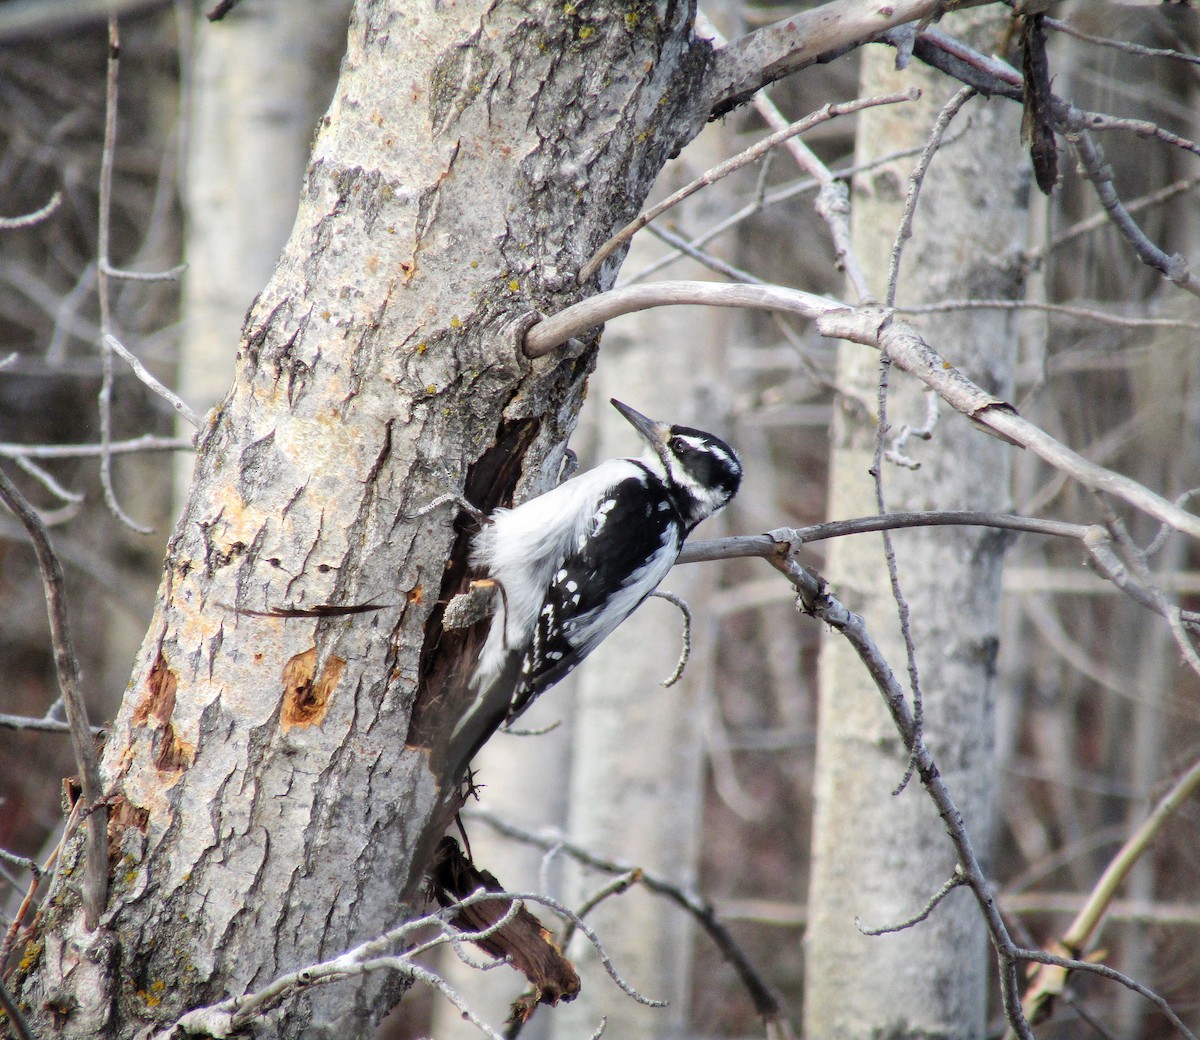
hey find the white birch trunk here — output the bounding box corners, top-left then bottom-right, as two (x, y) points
(804, 12), (1024, 1039)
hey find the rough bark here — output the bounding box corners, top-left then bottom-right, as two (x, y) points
(178, 0), (351, 446)
(804, 12), (1024, 1040)
(13, 5), (712, 1037)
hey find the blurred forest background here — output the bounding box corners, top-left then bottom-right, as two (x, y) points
(1, 3), (1199, 1039)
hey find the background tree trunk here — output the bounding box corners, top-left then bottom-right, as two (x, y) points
(803, 12), (1024, 1039)
(548, 124), (737, 1038)
(15, 6), (712, 1037)
(178, 0), (351, 490)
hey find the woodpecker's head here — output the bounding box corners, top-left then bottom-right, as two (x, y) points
(611, 398), (742, 528)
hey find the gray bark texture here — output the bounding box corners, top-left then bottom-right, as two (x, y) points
(13, 4), (712, 1037)
(804, 12), (1024, 1040)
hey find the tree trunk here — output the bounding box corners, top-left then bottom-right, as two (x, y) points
(803, 12), (1024, 1040)
(15, 5), (712, 1037)
(178, 0), (351, 482)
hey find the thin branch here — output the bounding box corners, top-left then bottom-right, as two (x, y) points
(649, 589), (691, 687)
(100, 261), (187, 283)
(13, 455), (85, 506)
(1067, 129), (1200, 297)
(0, 190), (62, 231)
(762, 543), (1033, 1038)
(104, 333), (202, 429)
(907, 27), (1200, 298)
(643, 224), (764, 284)
(1038, 174), (1200, 260)
(96, 16), (152, 534)
(0, 467), (106, 929)
(1016, 947), (1199, 1040)
(465, 809), (792, 1034)
(694, 11), (871, 302)
(1044, 15), (1200, 68)
(886, 85), (976, 307)
(0, 435), (193, 460)
(818, 308), (1200, 542)
(623, 135), (967, 287)
(897, 298), (1200, 331)
(855, 869), (968, 936)
(0, 712), (104, 735)
(579, 91), (917, 284)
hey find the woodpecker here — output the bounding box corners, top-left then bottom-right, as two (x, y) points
(450, 399), (741, 766)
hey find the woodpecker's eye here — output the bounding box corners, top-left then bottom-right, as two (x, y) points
(669, 436), (683, 452)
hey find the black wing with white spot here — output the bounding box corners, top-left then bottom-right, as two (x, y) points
(507, 473), (682, 720)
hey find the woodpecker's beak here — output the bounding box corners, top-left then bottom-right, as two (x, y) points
(611, 399), (669, 450)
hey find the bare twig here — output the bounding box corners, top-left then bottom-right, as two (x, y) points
(0, 712), (104, 735)
(885, 85), (976, 307)
(1044, 15), (1200, 68)
(0, 190), (62, 231)
(643, 224), (764, 285)
(103, 333), (202, 429)
(907, 28), (1200, 298)
(579, 91), (917, 284)
(1067, 130), (1200, 297)
(623, 135), (967, 287)
(13, 455), (85, 507)
(466, 809), (792, 1035)
(855, 869), (968, 936)
(763, 542), (1033, 1038)
(897, 298), (1200, 332)
(872, 85), (974, 793)
(884, 389), (938, 470)
(0, 435), (193, 460)
(1017, 947), (1198, 1040)
(101, 262), (187, 283)
(0, 468), (107, 929)
(1036, 173), (1200, 259)
(96, 17), (152, 534)
(694, 11), (871, 302)
(649, 589), (691, 687)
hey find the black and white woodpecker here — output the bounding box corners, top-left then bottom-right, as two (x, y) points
(449, 398), (742, 771)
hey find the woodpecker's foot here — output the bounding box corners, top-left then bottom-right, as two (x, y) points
(404, 492), (492, 525)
